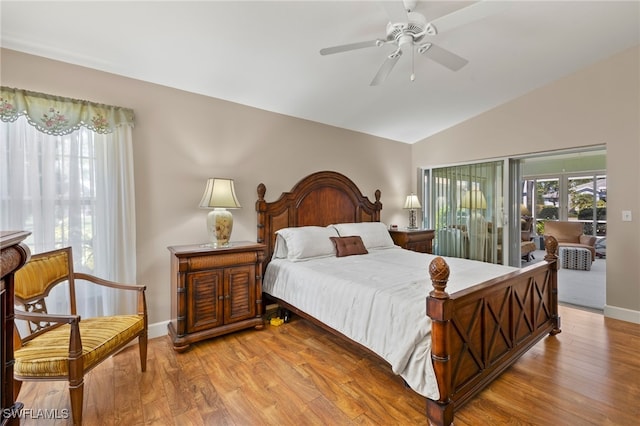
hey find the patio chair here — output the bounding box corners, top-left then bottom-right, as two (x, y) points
(544, 221), (597, 261)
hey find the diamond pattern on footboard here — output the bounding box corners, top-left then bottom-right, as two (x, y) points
(447, 267), (555, 403)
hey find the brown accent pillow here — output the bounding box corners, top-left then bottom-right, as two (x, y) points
(330, 236), (369, 257)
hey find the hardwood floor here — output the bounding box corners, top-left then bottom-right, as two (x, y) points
(13, 305), (640, 425)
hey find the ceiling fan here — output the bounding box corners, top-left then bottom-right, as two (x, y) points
(319, 0), (503, 86)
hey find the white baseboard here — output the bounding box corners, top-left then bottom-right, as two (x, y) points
(604, 305), (640, 324)
(120, 320), (169, 351)
(148, 320), (170, 340)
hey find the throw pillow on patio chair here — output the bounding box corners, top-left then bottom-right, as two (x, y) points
(12, 247), (147, 426)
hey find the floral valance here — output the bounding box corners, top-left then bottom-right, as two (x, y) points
(0, 87), (134, 135)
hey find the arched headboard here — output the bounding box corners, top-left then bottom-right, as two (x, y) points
(255, 171), (382, 266)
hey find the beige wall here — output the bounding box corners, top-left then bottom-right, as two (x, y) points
(1, 48), (412, 330)
(412, 46), (640, 322)
(3, 45), (638, 327)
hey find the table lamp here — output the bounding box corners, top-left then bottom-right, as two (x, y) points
(404, 193), (421, 229)
(199, 178), (241, 247)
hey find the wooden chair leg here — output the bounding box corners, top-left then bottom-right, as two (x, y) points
(139, 332), (148, 372)
(13, 379), (22, 401)
(69, 381), (84, 426)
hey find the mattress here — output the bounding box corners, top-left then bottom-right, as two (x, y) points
(263, 246), (518, 399)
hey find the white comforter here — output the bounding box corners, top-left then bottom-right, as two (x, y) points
(263, 246), (518, 400)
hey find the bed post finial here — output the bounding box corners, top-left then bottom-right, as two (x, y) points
(429, 257), (450, 299)
(373, 189), (382, 221)
(257, 183), (266, 202)
(256, 183), (267, 244)
(544, 235), (558, 262)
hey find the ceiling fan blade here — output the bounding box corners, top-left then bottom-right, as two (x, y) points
(419, 43), (468, 71)
(430, 0), (511, 33)
(320, 40), (382, 56)
(380, 0), (409, 24)
(370, 51), (402, 86)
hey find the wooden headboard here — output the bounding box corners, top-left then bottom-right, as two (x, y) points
(256, 171), (382, 265)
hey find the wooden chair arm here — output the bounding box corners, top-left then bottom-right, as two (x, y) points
(15, 311), (81, 344)
(15, 310), (80, 325)
(74, 273), (147, 317)
(74, 272), (146, 292)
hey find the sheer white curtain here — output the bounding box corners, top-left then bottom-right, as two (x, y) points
(0, 87), (136, 317)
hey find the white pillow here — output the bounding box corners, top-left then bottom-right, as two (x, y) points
(272, 234), (288, 259)
(275, 226), (339, 261)
(331, 222), (395, 249)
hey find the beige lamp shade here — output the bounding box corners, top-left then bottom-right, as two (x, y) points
(403, 194), (422, 209)
(460, 190), (487, 209)
(199, 178), (241, 247)
(199, 178), (241, 209)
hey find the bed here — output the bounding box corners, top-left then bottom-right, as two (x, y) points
(256, 170), (561, 426)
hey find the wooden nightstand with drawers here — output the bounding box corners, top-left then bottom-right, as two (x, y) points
(389, 229), (435, 254)
(168, 241), (265, 352)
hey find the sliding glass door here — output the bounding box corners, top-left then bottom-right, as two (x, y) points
(421, 148), (605, 267)
(424, 161), (505, 264)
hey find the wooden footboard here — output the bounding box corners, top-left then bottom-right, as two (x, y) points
(425, 236), (561, 426)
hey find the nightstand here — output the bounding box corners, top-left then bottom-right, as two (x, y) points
(389, 229), (435, 254)
(168, 241), (265, 352)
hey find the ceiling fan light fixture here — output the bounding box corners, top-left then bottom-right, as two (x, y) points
(398, 34), (413, 50)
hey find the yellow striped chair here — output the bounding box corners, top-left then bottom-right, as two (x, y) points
(13, 247), (147, 426)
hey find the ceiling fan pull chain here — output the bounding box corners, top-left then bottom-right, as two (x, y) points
(411, 45), (416, 82)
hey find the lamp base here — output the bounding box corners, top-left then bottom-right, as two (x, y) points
(207, 208), (233, 247)
(408, 209), (419, 229)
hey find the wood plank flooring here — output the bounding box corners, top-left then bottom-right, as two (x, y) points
(13, 305), (640, 425)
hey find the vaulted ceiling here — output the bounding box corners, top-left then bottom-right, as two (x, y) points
(2, 1), (639, 143)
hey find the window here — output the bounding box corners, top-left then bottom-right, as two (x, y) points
(522, 173), (606, 238)
(1, 87), (137, 316)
